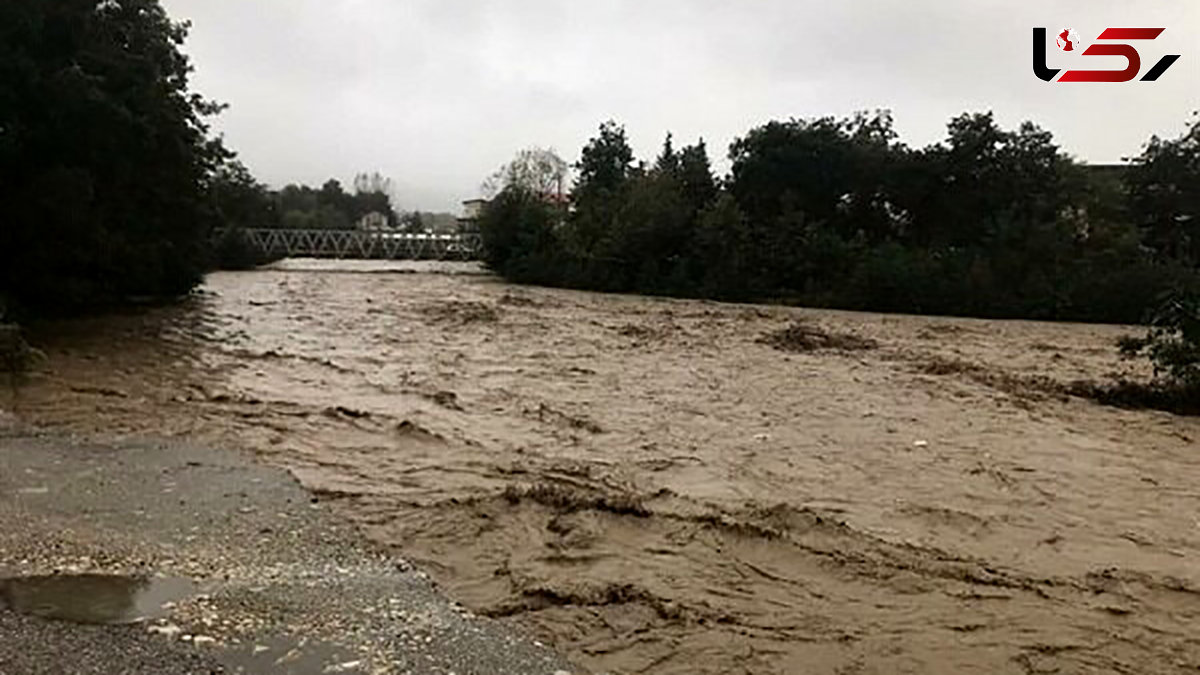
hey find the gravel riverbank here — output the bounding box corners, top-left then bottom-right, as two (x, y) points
(0, 431), (576, 675)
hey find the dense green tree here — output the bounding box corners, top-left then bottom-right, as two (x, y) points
(691, 194), (755, 298)
(317, 179), (356, 227)
(729, 110), (902, 245)
(277, 184), (319, 222)
(1126, 113), (1200, 266)
(315, 203), (351, 230)
(614, 167), (690, 291)
(905, 113), (1079, 249)
(677, 140), (719, 215)
(0, 0), (227, 314)
(208, 160), (277, 231)
(725, 112), (902, 295)
(555, 129), (721, 293)
(569, 122), (636, 259)
(205, 159), (279, 269)
(653, 134), (680, 175)
(478, 186), (561, 283)
(575, 121), (636, 195)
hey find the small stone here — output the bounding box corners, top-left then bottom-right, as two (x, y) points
(147, 623), (182, 638)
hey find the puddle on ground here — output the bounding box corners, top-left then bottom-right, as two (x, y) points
(219, 635), (367, 675)
(0, 574), (195, 625)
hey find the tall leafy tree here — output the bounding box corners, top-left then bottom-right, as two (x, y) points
(677, 139), (719, 214)
(906, 112), (1078, 248)
(569, 121), (636, 258)
(575, 121), (635, 195)
(483, 147), (569, 199)
(729, 111), (903, 248)
(653, 133), (680, 175)
(478, 186), (561, 283)
(615, 162), (690, 291)
(0, 0), (227, 314)
(622, 135), (720, 292)
(691, 193), (754, 298)
(209, 161), (277, 231)
(1126, 113), (1200, 266)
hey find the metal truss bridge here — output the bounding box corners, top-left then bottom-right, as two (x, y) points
(227, 229), (484, 261)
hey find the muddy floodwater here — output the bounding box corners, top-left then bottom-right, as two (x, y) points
(10, 260), (1200, 674)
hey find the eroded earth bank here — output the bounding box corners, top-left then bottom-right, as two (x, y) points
(8, 260), (1200, 674)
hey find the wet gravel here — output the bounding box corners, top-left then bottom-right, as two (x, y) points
(0, 431), (577, 675)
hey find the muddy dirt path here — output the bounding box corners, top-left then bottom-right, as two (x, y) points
(9, 260), (1200, 674)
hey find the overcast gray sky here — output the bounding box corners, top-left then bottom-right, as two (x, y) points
(161, 0), (1198, 213)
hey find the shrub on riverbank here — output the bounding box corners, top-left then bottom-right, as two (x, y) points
(0, 323), (37, 388)
(1100, 290), (1200, 413)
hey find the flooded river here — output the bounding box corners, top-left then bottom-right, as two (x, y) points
(10, 260), (1200, 674)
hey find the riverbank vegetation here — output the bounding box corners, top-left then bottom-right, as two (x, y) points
(216, 170), (459, 237)
(483, 112), (1199, 324)
(1103, 292), (1200, 414)
(1, 0), (228, 316)
(0, 321), (38, 393)
(2, 2), (1195, 408)
(480, 113), (1200, 409)
(0, 1), (430, 315)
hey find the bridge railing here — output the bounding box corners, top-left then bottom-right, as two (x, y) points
(218, 228), (484, 261)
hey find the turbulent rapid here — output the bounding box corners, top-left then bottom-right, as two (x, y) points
(11, 260), (1200, 675)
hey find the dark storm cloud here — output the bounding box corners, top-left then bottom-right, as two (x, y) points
(163, 0), (1199, 212)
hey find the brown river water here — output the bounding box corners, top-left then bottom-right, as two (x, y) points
(7, 260), (1200, 674)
